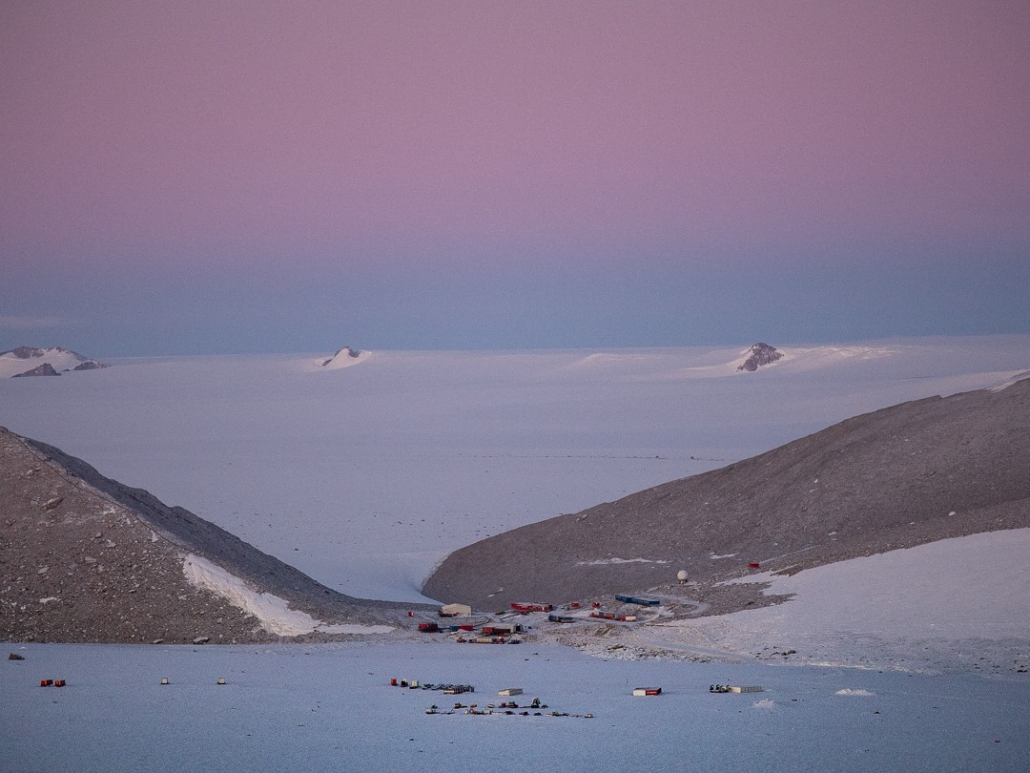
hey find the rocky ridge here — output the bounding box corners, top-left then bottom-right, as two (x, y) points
(12, 363), (59, 378)
(423, 376), (1030, 612)
(0, 427), (426, 643)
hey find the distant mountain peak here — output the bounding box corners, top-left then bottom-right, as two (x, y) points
(737, 342), (783, 372)
(320, 345), (368, 370)
(0, 346), (108, 378)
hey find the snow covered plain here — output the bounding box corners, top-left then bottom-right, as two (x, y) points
(4, 642), (1029, 773)
(2, 336), (1029, 771)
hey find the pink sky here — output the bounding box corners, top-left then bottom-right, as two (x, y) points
(3, 0), (1028, 266)
(1, 2), (1028, 355)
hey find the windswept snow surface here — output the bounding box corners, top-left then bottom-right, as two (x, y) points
(743, 530), (1030, 641)
(0, 335), (1027, 602)
(2, 642), (1028, 773)
(642, 530), (1030, 673)
(2, 643), (1030, 773)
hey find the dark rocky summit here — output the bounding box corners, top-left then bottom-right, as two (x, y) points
(7, 347), (47, 359)
(11, 363), (59, 378)
(70, 360), (106, 371)
(424, 376), (1030, 612)
(737, 342), (783, 372)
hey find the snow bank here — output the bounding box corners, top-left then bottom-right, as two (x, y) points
(182, 554), (393, 636)
(648, 529), (1030, 671)
(749, 529), (1030, 640)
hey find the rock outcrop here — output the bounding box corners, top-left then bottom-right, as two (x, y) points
(11, 363), (60, 378)
(6, 347), (48, 359)
(737, 342), (783, 372)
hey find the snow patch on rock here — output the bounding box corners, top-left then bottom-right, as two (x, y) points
(182, 554), (393, 636)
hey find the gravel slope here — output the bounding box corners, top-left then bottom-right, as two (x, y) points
(1, 427), (428, 643)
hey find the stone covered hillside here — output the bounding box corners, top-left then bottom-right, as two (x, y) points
(424, 377), (1030, 611)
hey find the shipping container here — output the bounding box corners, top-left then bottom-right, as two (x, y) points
(614, 594), (660, 606)
(511, 602), (553, 612)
